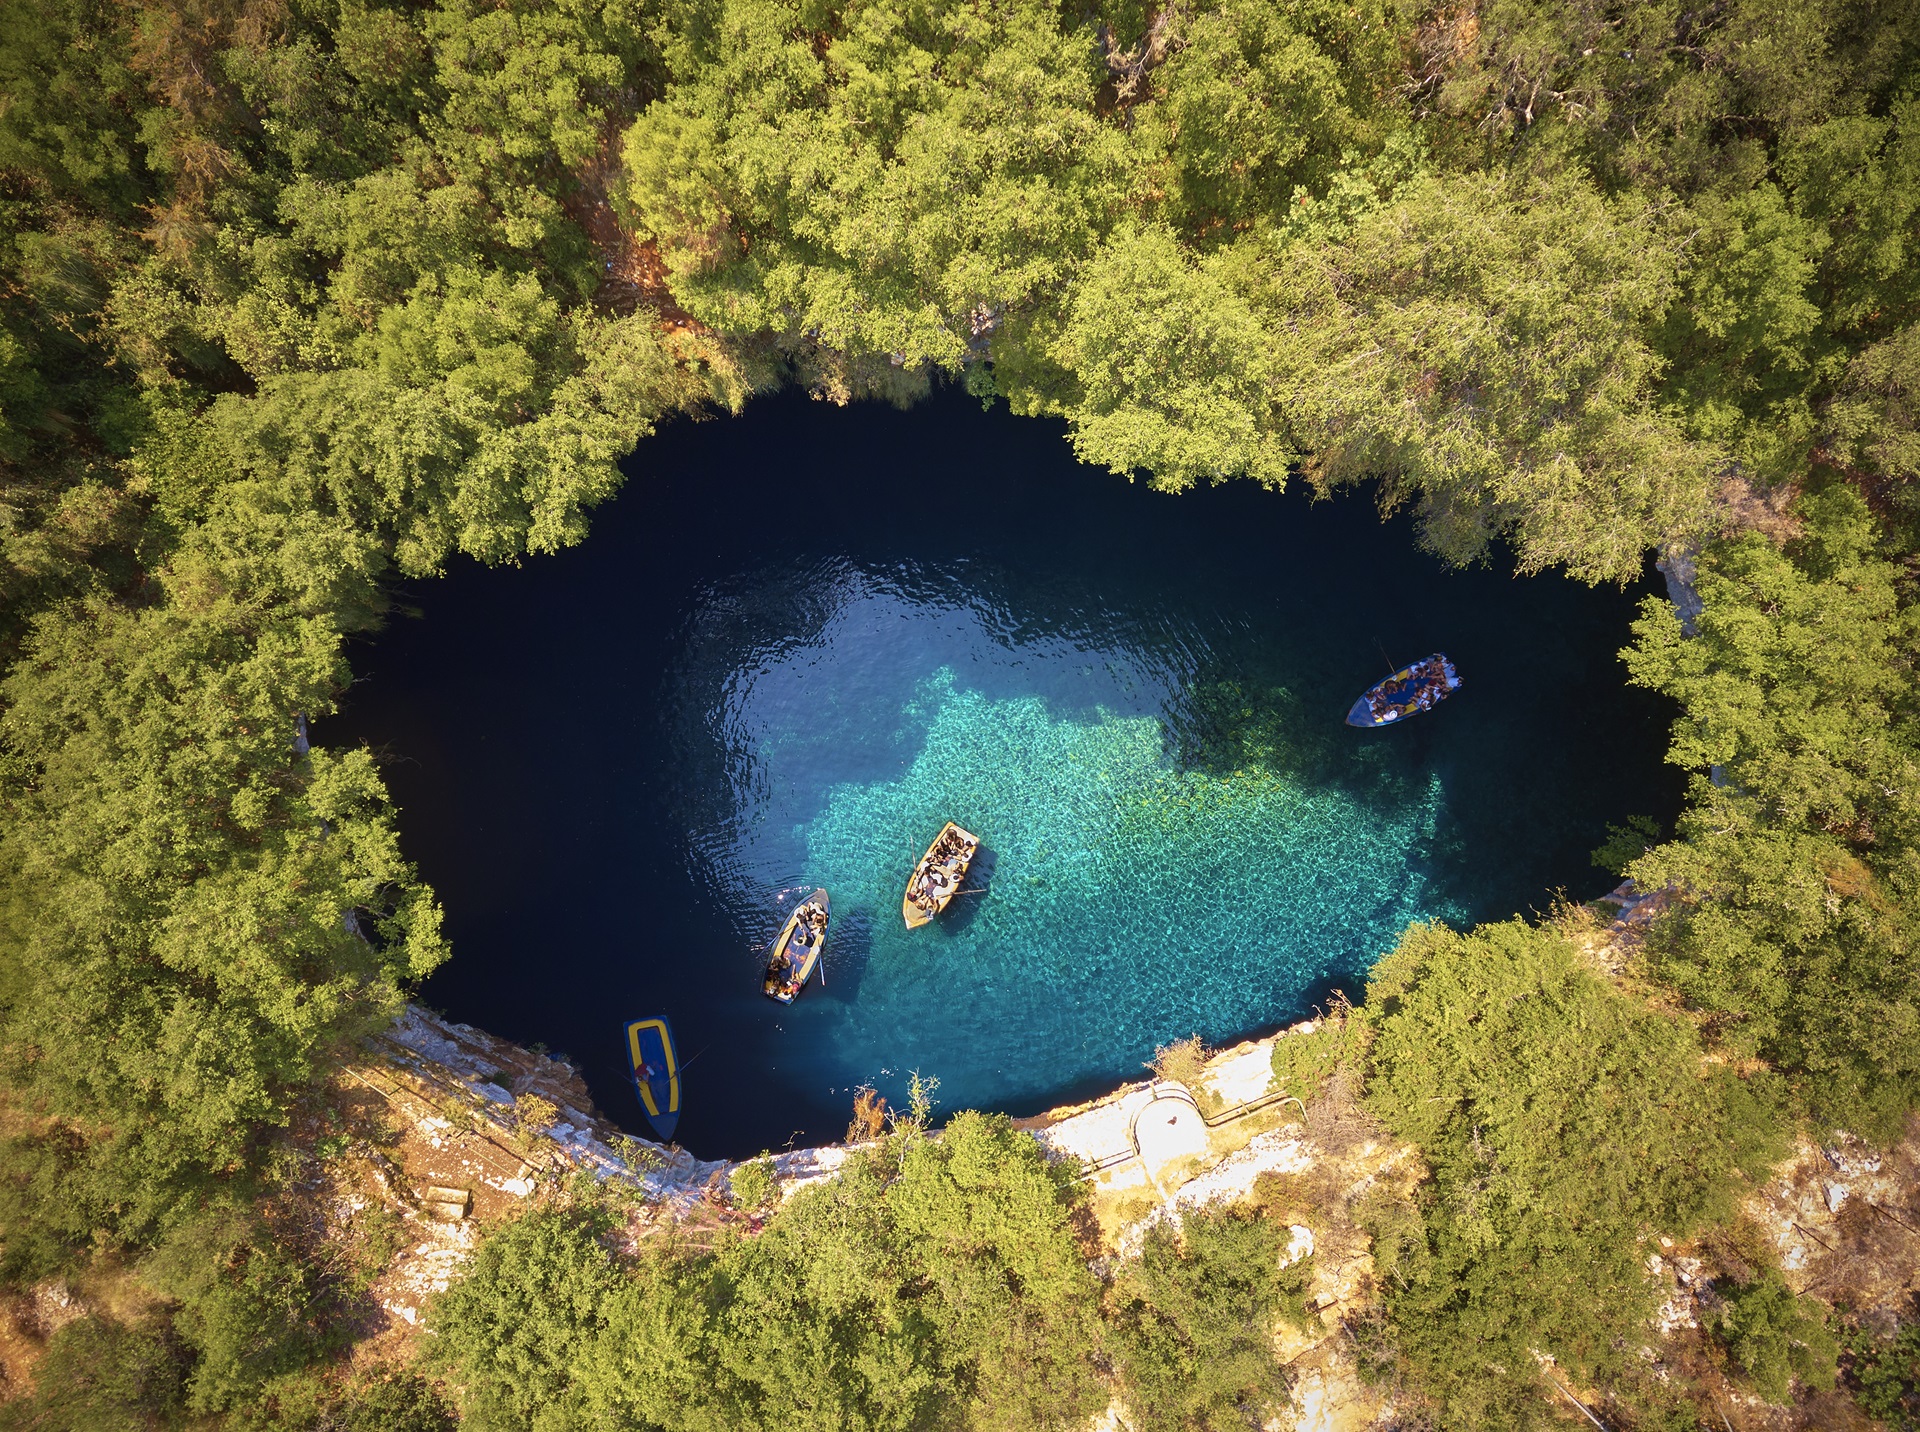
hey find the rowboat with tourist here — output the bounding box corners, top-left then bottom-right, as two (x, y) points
(764, 888), (830, 1003)
(1345, 654), (1462, 728)
(902, 822), (979, 928)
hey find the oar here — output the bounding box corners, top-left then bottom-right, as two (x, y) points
(1375, 640), (1400, 678)
(675, 1044), (712, 1075)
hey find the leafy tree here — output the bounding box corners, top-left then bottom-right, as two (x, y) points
(1037, 222), (1289, 492)
(1844, 1316), (1920, 1429)
(0, 1312), (186, 1431)
(1105, 1203), (1309, 1431)
(620, 0), (1129, 374)
(1592, 814), (1665, 877)
(1624, 483), (1920, 1136)
(430, 1193), (626, 1431)
(441, 1114), (1103, 1431)
(0, 491), (446, 1243)
(1267, 171), (1724, 582)
(1712, 1269), (1840, 1405)
(144, 1207), (336, 1413)
(1126, 0), (1410, 236)
(1361, 918), (1782, 1427)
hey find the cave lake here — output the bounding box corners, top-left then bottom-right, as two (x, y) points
(322, 386), (1683, 1158)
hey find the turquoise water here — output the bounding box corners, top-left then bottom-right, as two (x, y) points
(804, 675), (1449, 1099)
(327, 388), (1678, 1155)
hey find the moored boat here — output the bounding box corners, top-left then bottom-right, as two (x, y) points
(902, 822), (979, 928)
(1346, 654), (1462, 728)
(764, 888), (829, 1004)
(624, 1015), (681, 1141)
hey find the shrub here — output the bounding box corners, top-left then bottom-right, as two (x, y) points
(845, 1086), (888, 1143)
(0, 1313), (186, 1431)
(488, 1111), (1104, 1432)
(1844, 1317), (1920, 1428)
(238, 1366), (458, 1432)
(1714, 1269), (1839, 1405)
(1362, 919), (1784, 1428)
(1150, 1035), (1209, 1089)
(1107, 1203), (1310, 1431)
(1269, 997), (1364, 1104)
(728, 1155), (776, 1210)
(430, 1199), (623, 1430)
(143, 1209), (333, 1413)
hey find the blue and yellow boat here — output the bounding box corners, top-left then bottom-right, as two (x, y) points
(1346, 654), (1462, 728)
(624, 1016), (681, 1141)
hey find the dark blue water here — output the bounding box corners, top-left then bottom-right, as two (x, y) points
(325, 387), (1681, 1158)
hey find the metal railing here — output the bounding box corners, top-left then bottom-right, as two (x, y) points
(1071, 1080), (1308, 1179)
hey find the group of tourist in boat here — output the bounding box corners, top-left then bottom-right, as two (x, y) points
(761, 821), (981, 1004)
(902, 821), (981, 929)
(762, 888), (831, 1004)
(1344, 652), (1461, 728)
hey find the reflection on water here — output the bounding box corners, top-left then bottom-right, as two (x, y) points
(323, 387), (1681, 1157)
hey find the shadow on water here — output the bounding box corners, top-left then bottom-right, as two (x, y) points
(1166, 678), (1411, 806)
(821, 910), (875, 1006)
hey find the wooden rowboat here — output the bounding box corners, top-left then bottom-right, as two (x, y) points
(763, 888), (829, 1004)
(902, 823), (979, 929)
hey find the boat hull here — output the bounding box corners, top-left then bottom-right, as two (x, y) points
(764, 888), (829, 1004)
(1345, 654), (1461, 729)
(902, 822), (979, 928)
(624, 1015), (681, 1141)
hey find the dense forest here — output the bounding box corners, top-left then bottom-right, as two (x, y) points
(1, 0), (1918, 1424)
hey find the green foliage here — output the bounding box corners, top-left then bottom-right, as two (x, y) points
(1130, 0), (1410, 234)
(1844, 1317), (1920, 1429)
(143, 1207), (339, 1412)
(430, 1195), (625, 1430)
(620, 0), (1129, 373)
(0, 497), (447, 1237)
(728, 1154), (777, 1209)
(6, 0), (1920, 1418)
(1270, 172), (1722, 581)
(1712, 1269), (1840, 1405)
(1361, 918), (1783, 1427)
(1624, 483), (1920, 1136)
(1045, 222), (1288, 491)
(1592, 815), (1664, 877)
(438, 1112), (1103, 1431)
(0, 0), (711, 1324)
(1829, 322), (1920, 537)
(240, 1367), (459, 1432)
(1268, 1002), (1362, 1103)
(0, 1312), (186, 1431)
(1106, 1203), (1309, 1431)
